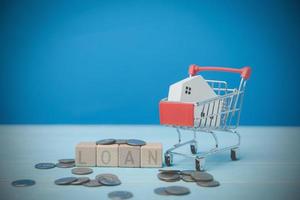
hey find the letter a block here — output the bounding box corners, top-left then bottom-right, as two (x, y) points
(119, 144), (140, 168)
(97, 144), (119, 167)
(141, 143), (162, 168)
(75, 142), (97, 167)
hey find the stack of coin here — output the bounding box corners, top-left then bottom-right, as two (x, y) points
(154, 186), (190, 196)
(96, 138), (146, 146)
(54, 177), (100, 187)
(190, 171), (220, 187)
(71, 167), (93, 175)
(96, 173), (121, 186)
(157, 170), (181, 182)
(96, 139), (116, 145)
(71, 177), (90, 185)
(56, 158), (75, 168)
(83, 179), (103, 187)
(157, 169), (220, 187)
(54, 177), (78, 185)
(54, 176), (101, 187)
(54, 173), (122, 187)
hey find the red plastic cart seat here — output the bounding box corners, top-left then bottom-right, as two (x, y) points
(159, 101), (194, 127)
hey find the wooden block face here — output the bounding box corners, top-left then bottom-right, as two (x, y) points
(75, 142), (96, 167)
(141, 143), (162, 168)
(119, 144), (140, 168)
(97, 144), (119, 167)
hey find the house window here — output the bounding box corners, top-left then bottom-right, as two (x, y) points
(185, 86), (191, 95)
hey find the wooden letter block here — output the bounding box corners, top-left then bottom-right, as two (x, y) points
(119, 144), (140, 168)
(75, 142), (96, 167)
(141, 143), (162, 168)
(97, 144), (119, 167)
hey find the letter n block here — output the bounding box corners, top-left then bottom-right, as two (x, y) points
(75, 142), (96, 167)
(141, 143), (162, 168)
(119, 144), (140, 168)
(97, 144), (119, 167)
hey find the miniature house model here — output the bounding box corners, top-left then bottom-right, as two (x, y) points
(166, 75), (222, 127)
(168, 75), (217, 103)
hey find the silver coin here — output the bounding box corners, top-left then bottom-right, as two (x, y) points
(115, 139), (128, 144)
(83, 179), (102, 187)
(71, 177), (90, 185)
(127, 139), (146, 146)
(96, 173), (121, 186)
(71, 167), (93, 175)
(96, 139), (116, 145)
(58, 159), (75, 164)
(157, 172), (180, 182)
(35, 162), (56, 169)
(165, 186), (190, 195)
(54, 177), (77, 185)
(181, 170), (195, 176)
(191, 171), (213, 182)
(56, 162), (75, 168)
(159, 169), (181, 174)
(154, 187), (169, 196)
(11, 179), (36, 187)
(108, 191), (133, 200)
(181, 175), (196, 182)
(197, 180), (220, 187)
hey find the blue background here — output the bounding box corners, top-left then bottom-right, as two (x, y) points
(0, 0), (299, 125)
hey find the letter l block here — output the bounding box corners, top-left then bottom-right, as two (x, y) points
(75, 142), (96, 167)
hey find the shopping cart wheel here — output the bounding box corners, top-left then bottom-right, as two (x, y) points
(164, 153), (173, 166)
(195, 157), (205, 171)
(230, 147), (239, 161)
(190, 144), (197, 154)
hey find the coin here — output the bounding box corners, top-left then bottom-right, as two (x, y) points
(181, 175), (196, 182)
(154, 187), (169, 196)
(72, 167), (93, 175)
(191, 171), (213, 182)
(11, 179), (36, 187)
(165, 186), (190, 195)
(157, 172), (180, 182)
(197, 180), (220, 187)
(71, 177), (90, 185)
(35, 162), (56, 169)
(181, 170), (195, 176)
(56, 162), (75, 168)
(83, 179), (102, 187)
(115, 139), (128, 144)
(58, 159), (75, 164)
(159, 169), (181, 174)
(96, 173), (121, 186)
(127, 139), (146, 146)
(108, 191), (133, 200)
(54, 177), (77, 185)
(96, 139), (116, 145)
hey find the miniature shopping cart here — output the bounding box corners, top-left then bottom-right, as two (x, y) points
(159, 64), (251, 171)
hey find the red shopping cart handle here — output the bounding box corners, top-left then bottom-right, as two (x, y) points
(189, 64), (252, 80)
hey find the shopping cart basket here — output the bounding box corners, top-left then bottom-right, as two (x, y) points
(159, 64), (251, 171)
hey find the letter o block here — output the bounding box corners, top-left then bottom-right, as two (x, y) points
(97, 144), (119, 167)
(119, 144), (140, 168)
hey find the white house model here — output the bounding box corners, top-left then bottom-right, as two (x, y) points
(167, 75), (222, 128)
(168, 75), (216, 103)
